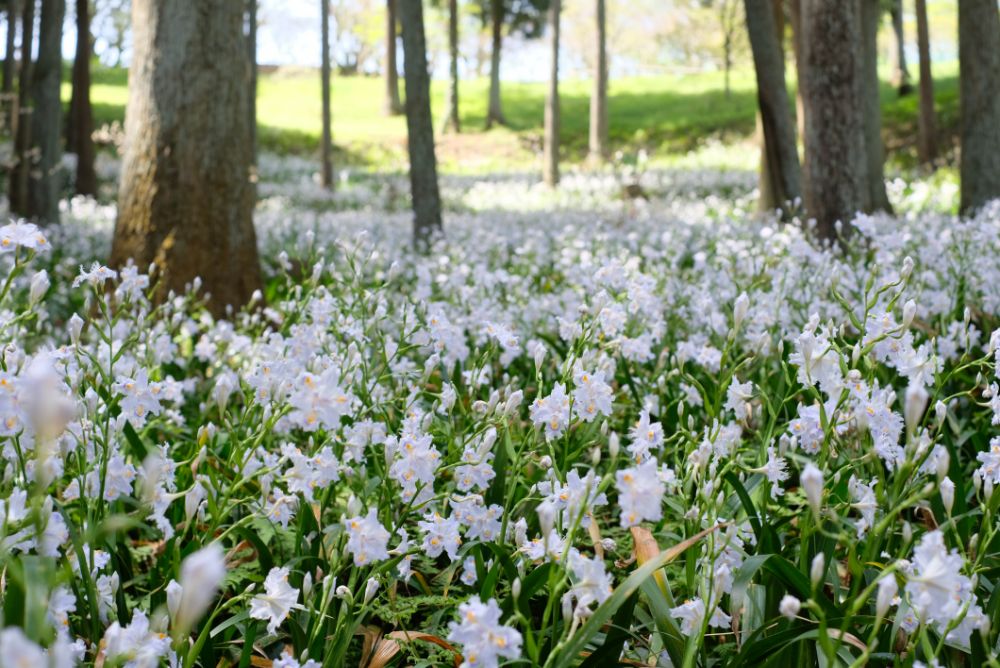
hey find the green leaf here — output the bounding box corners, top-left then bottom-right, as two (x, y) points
(579, 590), (639, 667)
(553, 524), (720, 668)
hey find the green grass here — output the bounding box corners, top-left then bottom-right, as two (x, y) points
(65, 60), (960, 173)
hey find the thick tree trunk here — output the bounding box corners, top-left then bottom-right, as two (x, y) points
(442, 0), (460, 133)
(889, 0), (912, 95)
(399, 0), (442, 245)
(384, 0), (403, 115)
(959, 0), (1000, 214)
(861, 0), (891, 213)
(8, 0), (33, 216)
(915, 0), (936, 165)
(801, 0), (868, 241)
(69, 0), (97, 196)
(485, 0), (505, 128)
(111, 0), (261, 316)
(588, 0), (607, 162)
(321, 0), (333, 189)
(747, 0), (801, 213)
(248, 0), (257, 162)
(543, 0), (560, 186)
(28, 0), (65, 224)
(3, 0), (19, 134)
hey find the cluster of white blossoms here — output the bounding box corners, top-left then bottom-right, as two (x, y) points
(0, 159), (997, 666)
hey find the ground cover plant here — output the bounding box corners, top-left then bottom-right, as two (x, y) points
(0, 162), (998, 667)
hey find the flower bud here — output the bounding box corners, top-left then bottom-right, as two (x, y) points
(902, 300), (916, 329)
(801, 463), (823, 517)
(29, 270), (50, 305)
(68, 313), (84, 345)
(810, 553), (825, 589)
(940, 476), (955, 516)
(733, 292), (749, 331)
(608, 432), (620, 459)
(363, 578), (379, 605)
(876, 575), (897, 622)
(904, 382), (929, 435)
(779, 594), (800, 620)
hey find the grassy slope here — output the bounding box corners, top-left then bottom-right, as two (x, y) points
(67, 61), (960, 174)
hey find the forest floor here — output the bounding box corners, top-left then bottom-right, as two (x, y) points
(70, 61), (960, 175)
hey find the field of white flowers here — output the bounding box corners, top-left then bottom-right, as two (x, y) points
(1, 157), (997, 668)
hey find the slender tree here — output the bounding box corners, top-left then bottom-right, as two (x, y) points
(69, 0), (97, 196)
(588, 0), (607, 162)
(442, 0), (460, 133)
(485, 0), (505, 127)
(385, 0), (403, 115)
(787, 0), (806, 157)
(111, 0), (261, 315)
(248, 0), (258, 162)
(399, 0), (442, 244)
(542, 0), (559, 186)
(959, 0), (1000, 214)
(800, 0), (868, 241)
(8, 0), (33, 216)
(888, 0), (912, 95)
(321, 0), (333, 189)
(2, 0), (19, 134)
(28, 0), (64, 224)
(915, 0), (936, 165)
(746, 0), (800, 213)
(860, 0), (891, 212)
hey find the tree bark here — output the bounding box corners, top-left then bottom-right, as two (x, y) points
(28, 0), (65, 224)
(321, 0), (333, 189)
(384, 0), (403, 115)
(915, 0), (936, 165)
(747, 0), (801, 213)
(485, 0), (505, 128)
(399, 0), (442, 245)
(588, 0), (607, 162)
(889, 0), (912, 95)
(2, 0), (19, 135)
(543, 0), (560, 186)
(861, 0), (891, 212)
(442, 0), (460, 133)
(787, 0), (806, 160)
(959, 0), (1000, 214)
(111, 0), (261, 316)
(800, 0), (868, 241)
(69, 0), (96, 196)
(8, 0), (33, 216)
(248, 0), (258, 163)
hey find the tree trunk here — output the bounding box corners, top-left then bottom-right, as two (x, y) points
(321, 0), (333, 189)
(959, 0), (1000, 214)
(588, 0), (607, 162)
(787, 0), (806, 160)
(399, 0), (442, 245)
(801, 0), (868, 241)
(543, 0), (560, 186)
(111, 0), (261, 316)
(442, 0), (460, 133)
(69, 0), (96, 196)
(384, 0), (403, 115)
(889, 0), (912, 95)
(248, 0), (258, 163)
(3, 0), (20, 135)
(747, 0), (801, 214)
(485, 0), (505, 128)
(9, 0), (34, 216)
(861, 0), (891, 213)
(29, 0), (65, 224)
(915, 0), (936, 165)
